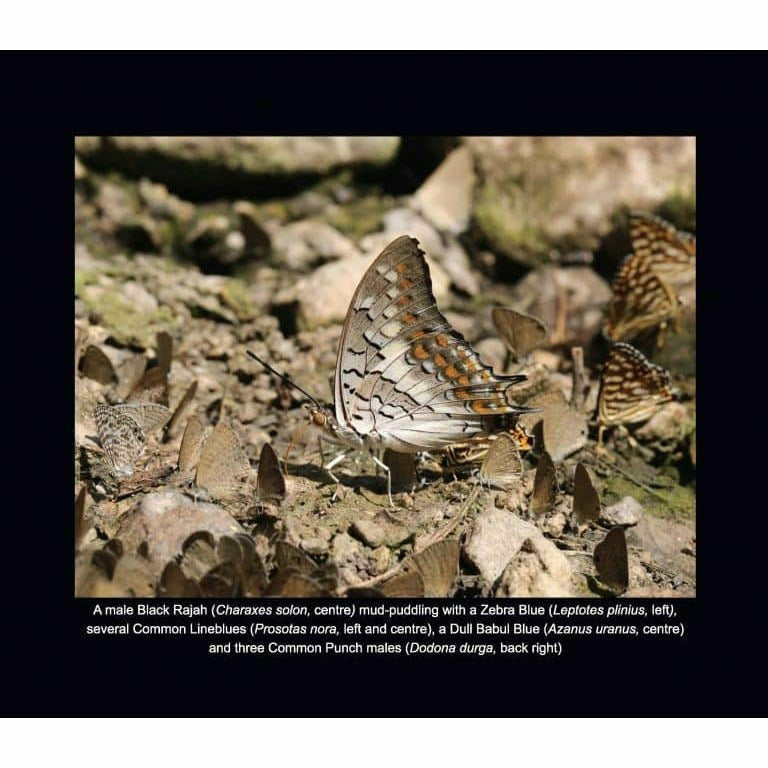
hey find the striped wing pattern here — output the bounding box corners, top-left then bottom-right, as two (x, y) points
(604, 258), (680, 341)
(629, 212), (696, 286)
(334, 236), (529, 452)
(604, 212), (695, 341)
(597, 343), (675, 427)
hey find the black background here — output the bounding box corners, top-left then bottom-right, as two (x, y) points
(3, 51), (765, 715)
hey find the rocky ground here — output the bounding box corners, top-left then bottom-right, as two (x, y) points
(74, 136), (696, 598)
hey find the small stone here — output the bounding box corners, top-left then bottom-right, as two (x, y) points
(115, 491), (246, 579)
(351, 519), (387, 548)
(411, 146), (475, 234)
(600, 496), (643, 527)
(494, 537), (573, 597)
(465, 503), (556, 583)
(635, 402), (691, 445)
(271, 220), (358, 270)
(542, 511), (567, 538)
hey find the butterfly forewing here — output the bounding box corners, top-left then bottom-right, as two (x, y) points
(195, 421), (250, 498)
(256, 443), (286, 502)
(593, 526), (629, 593)
(112, 402), (171, 433)
(530, 451), (557, 516)
(380, 570), (425, 597)
(94, 403), (146, 477)
(333, 236), (531, 452)
(597, 343), (675, 428)
(178, 415), (207, 472)
(604, 258), (679, 341)
(404, 539), (459, 597)
(478, 433), (523, 490)
(80, 345), (117, 385)
(573, 462), (600, 524)
(629, 211), (696, 286)
(491, 308), (548, 358)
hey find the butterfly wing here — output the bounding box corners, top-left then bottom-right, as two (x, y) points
(597, 343), (675, 427)
(334, 236), (530, 452)
(604, 254), (679, 341)
(94, 404), (146, 477)
(629, 212), (695, 286)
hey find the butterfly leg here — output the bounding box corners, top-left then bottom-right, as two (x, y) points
(596, 424), (606, 453)
(370, 452), (394, 507)
(323, 448), (351, 482)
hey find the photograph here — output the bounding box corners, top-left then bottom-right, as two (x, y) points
(74, 135), (696, 599)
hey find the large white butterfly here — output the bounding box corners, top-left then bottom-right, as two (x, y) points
(250, 236), (532, 498)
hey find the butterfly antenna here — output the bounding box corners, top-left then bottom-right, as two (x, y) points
(247, 351), (325, 410)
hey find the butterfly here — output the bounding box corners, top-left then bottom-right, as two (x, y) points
(256, 442), (287, 503)
(477, 432), (524, 490)
(442, 423), (533, 475)
(94, 402), (171, 477)
(596, 342), (675, 449)
(249, 236), (531, 503)
(604, 212), (695, 344)
(628, 211), (696, 287)
(491, 307), (548, 359)
(593, 526), (629, 593)
(573, 462), (600, 525)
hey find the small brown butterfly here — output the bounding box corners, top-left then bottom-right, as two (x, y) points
(256, 443), (287, 503)
(477, 432), (523, 490)
(492, 308), (548, 359)
(402, 539), (459, 598)
(80, 345), (117, 385)
(530, 451), (557, 516)
(596, 343), (675, 449)
(165, 380), (198, 441)
(194, 421), (251, 499)
(573, 462), (600, 524)
(593, 526), (629, 593)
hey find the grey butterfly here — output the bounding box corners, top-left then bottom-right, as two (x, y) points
(93, 404), (146, 477)
(194, 420), (251, 499)
(249, 236), (531, 501)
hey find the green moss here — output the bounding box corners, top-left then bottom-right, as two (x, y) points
(79, 286), (177, 347)
(219, 278), (256, 320)
(472, 180), (550, 267)
(656, 192), (697, 232)
(602, 472), (696, 521)
(326, 195), (387, 239)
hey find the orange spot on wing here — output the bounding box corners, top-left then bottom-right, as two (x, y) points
(455, 388), (470, 400)
(402, 312), (417, 324)
(436, 334), (450, 347)
(407, 330), (425, 341)
(397, 295), (411, 307)
(398, 277), (413, 290)
(471, 399), (501, 414)
(457, 375), (470, 386)
(433, 353), (447, 367)
(396, 263), (409, 274)
(412, 343), (430, 360)
(444, 365), (459, 379)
